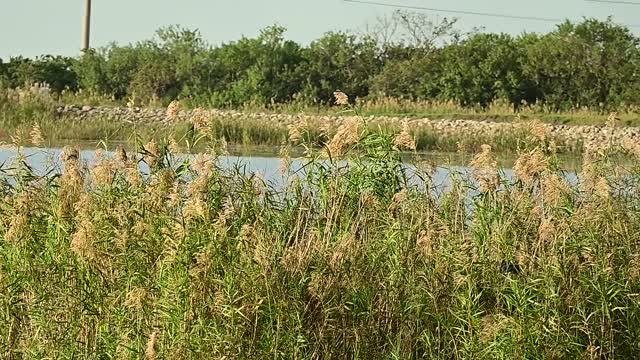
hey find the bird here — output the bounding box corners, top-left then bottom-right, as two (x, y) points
(500, 260), (522, 275)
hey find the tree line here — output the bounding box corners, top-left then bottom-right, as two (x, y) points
(1, 13), (639, 111)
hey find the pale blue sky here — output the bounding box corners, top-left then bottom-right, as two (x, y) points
(1, 0), (637, 59)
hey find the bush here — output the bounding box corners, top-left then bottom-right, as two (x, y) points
(522, 18), (640, 110)
(2, 18), (640, 111)
(0, 55), (77, 92)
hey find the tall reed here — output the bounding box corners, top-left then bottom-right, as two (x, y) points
(0, 93), (639, 358)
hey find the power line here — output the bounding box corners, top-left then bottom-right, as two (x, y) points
(345, 0), (640, 29)
(343, 0), (566, 23)
(583, 0), (640, 31)
(585, 0), (640, 5)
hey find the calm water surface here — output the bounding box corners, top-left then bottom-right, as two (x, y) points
(0, 146), (580, 191)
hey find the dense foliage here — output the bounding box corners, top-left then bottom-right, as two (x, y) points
(1, 15), (640, 111)
(1, 110), (640, 358)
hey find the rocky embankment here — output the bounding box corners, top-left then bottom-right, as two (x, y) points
(56, 105), (640, 151)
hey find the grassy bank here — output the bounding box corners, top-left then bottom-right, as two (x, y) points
(46, 88), (640, 127)
(239, 97), (640, 127)
(1, 94), (586, 156)
(47, 88), (640, 127)
(1, 110), (640, 358)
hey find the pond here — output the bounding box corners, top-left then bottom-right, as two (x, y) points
(0, 146), (581, 192)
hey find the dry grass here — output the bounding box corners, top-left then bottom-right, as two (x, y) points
(0, 93), (640, 358)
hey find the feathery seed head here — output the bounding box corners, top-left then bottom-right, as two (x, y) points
(168, 135), (180, 154)
(29, 123), (44, 147)
(62, 146), (80, 163)
(606, 112), (620, 128)
(166, 100), (180, 121)
(470, 144), (500, 192)
(513, 148), (549, 186)
(71, 217), (97, 261)
(541, 173), (570, 208)
(126, 96), (136, 110)
(5, 213), (29, 244)
(145, 331), (158, 360)
(220, 196), (234, 223)
(529, 120), (547, 143)
(184, 197), (208, 221)
(538, 218), (556, 244)
(191, 154), (214, 177)
(91, 153), (117, 188)
(333, 90), (349, 106)
(394, 121), (416, 151)
(594, 176), (610, 200)
(389, 188), (409, 212)
(326, 118), (360, 158)
(287, 118), (306, 145)
(124, 288), (147, 310)
(143, 140), (160, 168)
(115, 145), (128, 164)
(279, 145), (292, 175)
(417, 229), (436, 258)
(190, 107), (211, 136)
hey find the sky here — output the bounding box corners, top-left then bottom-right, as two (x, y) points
(0, 0), (638, 59)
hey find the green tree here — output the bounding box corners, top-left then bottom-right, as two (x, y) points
(436, 33), (531, 107)
(301, 32), (382, 104)
(2, 55), (77, 92)
(206, 25), (304, 107)
(74, 49), (108, 94)
(156, 26), (212, 99)
(522, 18), (640, 110)
(369, 51), (445, 100)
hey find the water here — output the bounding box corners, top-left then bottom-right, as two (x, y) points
(0, 146), (580, 192)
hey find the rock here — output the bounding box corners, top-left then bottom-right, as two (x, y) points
(51, 104), (639, 153)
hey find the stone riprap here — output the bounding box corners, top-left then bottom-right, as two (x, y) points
(56, 105), (640, 152)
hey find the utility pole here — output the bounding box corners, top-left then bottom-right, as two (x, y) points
(81, 0), (92, 53)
